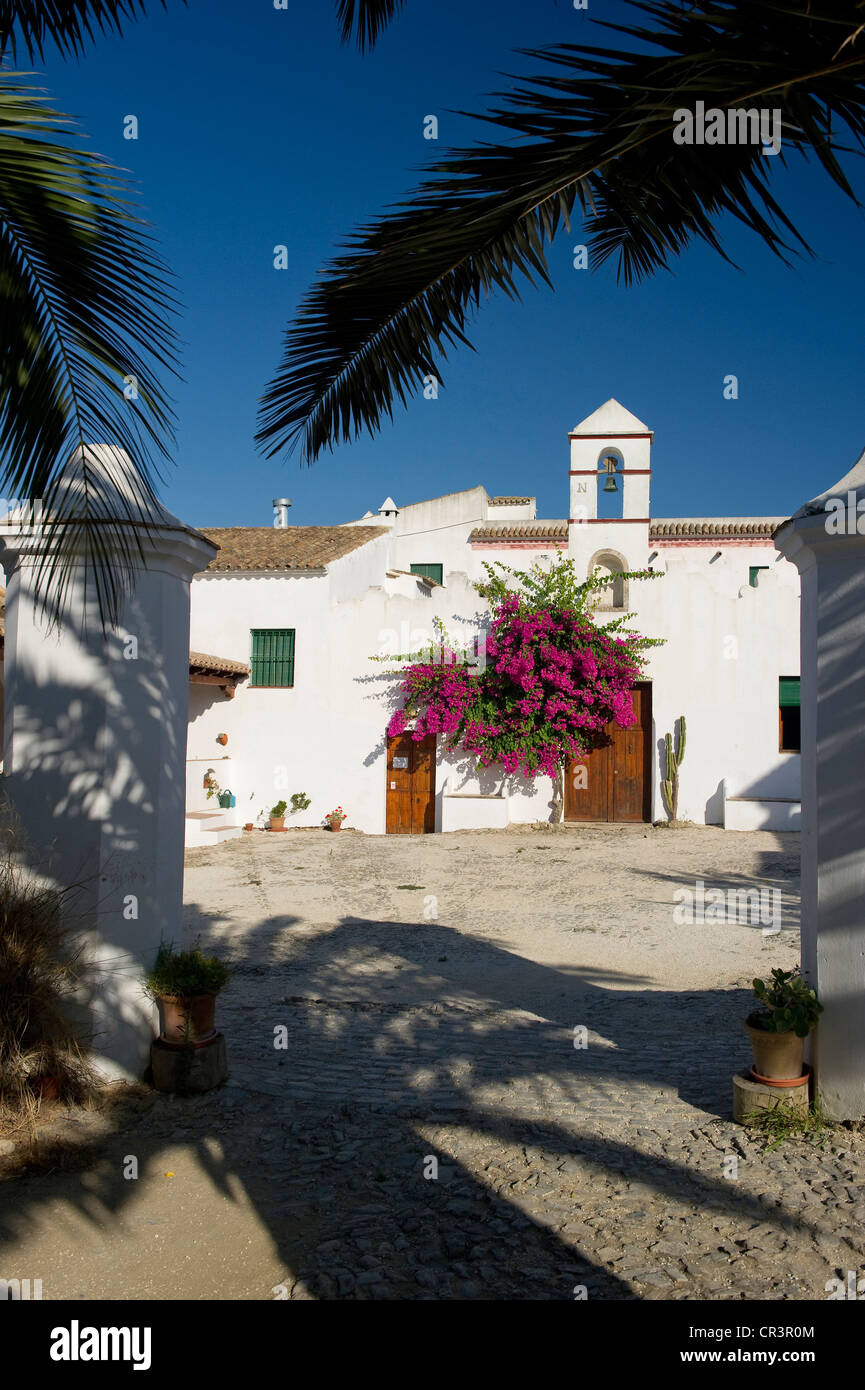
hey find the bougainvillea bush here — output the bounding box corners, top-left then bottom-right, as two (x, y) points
(385, 557), (661, 781)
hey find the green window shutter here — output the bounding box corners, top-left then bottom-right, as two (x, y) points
(779, 677), (800, 708)
(410, 563), (443, 585)
(749, 566), (769, 587)
(250, 629), (295, 687)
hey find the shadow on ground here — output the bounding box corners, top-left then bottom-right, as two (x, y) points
(0, 884), (837, 1301)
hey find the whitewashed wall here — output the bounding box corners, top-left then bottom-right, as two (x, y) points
(633, 543), (801, 826)
(189, 522), (800, 834)
(187, 399), (802, 835)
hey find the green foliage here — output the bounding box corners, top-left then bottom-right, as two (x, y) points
(270, 800), (288, 818)
(743, 1097), (830, 1152)
(290, 792), (312, 811)
(751, 967), (823, 1038)
(0, 850), (95, 1112)
(474, 555), (663, 652)
(382, 555), (664, 780)
(372, 554), (664, 670)
(144, 942), (230, 1000)
(203, 769), (220, 801)
(475, 555), (662, 639)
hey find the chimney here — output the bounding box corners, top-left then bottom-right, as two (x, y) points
(273, 498), (291, 528)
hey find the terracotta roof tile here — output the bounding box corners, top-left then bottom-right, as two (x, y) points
(488, 496), (534, 505)
(189, 651), (250, 677)
(470, 522), (568, 540)
(470, 518), (784, 543)
(199, 525), (388, 572)
(650, 518), (785, 539)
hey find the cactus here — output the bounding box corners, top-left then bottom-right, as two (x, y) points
(662, 715), (686, 822)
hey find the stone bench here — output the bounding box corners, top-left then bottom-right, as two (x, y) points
(723, 785), (801, 832)
(441, 791), (509, 832)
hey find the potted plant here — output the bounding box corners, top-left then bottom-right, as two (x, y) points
(145, 942), (230, 1047)
(326, 806), (347, 831)
(270, 799), (288, 831)
(746, 967), (822, 1083)
(203, 769), (220, 800)
(290, 792), (311, 813)
(217, 733), (228, 746)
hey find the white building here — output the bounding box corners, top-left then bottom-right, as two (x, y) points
(184, 399), (802, 844)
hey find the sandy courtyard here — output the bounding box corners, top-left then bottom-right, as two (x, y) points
(3, 823), (864, 1302)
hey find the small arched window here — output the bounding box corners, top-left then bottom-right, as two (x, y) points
(588, 548), (628, 610)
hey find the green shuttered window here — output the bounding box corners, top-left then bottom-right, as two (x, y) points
(250, 629), (295, 687)
(410, 563), (444, 585)
(779, 676), (800, 752)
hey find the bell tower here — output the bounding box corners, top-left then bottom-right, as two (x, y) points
(568, 398), (652, 582)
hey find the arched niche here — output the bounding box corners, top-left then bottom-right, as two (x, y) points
(588, 547), (629, 610)
(596, 447), (624, 520)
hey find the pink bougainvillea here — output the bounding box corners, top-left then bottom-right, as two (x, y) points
(386, 575), (655, 780)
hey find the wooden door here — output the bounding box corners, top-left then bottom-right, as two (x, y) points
(564, 683), (651, 823)
(386, 734), (436, 834)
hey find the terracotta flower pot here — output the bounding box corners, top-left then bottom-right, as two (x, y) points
(31, 1074), (62, 1102)
(270, 815), (285, 832)
(329, 819), (342, 831)
(745, 1015), (806, 1080)
(159, 994), (217, 1047)
(244, 822), (254, 831)
(217, 734), (228, 746)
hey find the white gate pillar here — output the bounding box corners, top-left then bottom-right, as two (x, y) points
(0, 452), (216, 1079)
(776, 448), (865, 1120)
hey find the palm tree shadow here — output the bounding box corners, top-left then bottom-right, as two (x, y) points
(0, 898), (816, 1300)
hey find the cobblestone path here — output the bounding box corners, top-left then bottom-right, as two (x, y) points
(2, 825), (862, 1301)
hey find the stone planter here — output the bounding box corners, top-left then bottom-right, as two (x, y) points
(745, 1015), (806, 1081)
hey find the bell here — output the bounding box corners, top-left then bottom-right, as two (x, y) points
(603, 473), (619, 493)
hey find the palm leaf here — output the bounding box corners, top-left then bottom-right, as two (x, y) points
(335, 0), (406, 51)
(258, 0), (865, 463)
(0, 0), (177, 61)
(0, 74), (179, 627)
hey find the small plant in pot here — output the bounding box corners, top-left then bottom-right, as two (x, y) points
(326, 806), (347, 831)
(746, 967), (822, 1084)
(145, 942), (230, 1047)
(270, 800), (288, 831)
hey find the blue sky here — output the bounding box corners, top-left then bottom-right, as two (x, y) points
(35, 0), (865, 527)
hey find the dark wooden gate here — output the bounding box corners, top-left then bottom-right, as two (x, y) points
(386, 733), (437, 834)
(564, 682), (652, 823)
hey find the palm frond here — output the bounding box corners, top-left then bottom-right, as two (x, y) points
(0, 74), (180, 627)
(0, 0), (177, 62)
(335, 0), (406, 51)
(258, 0), (865, 463)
